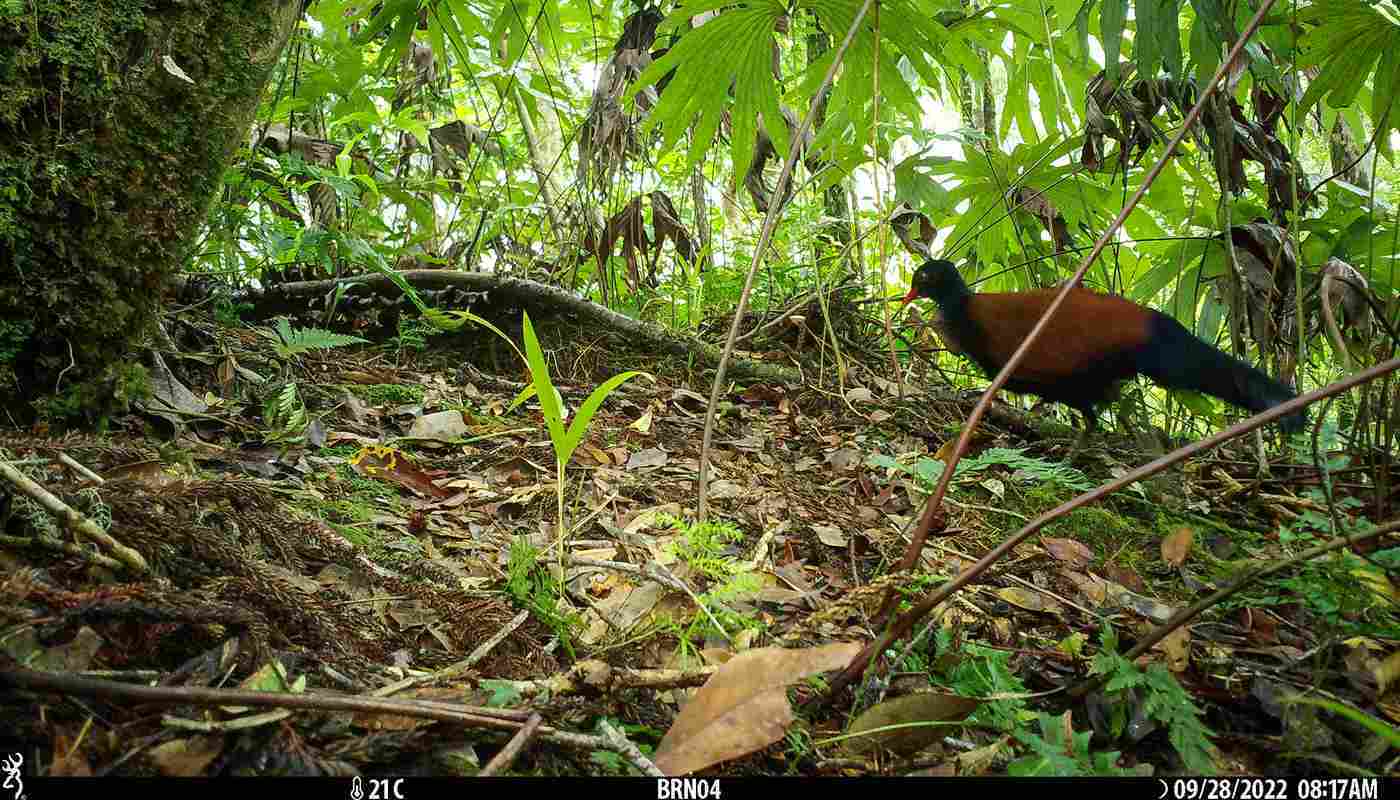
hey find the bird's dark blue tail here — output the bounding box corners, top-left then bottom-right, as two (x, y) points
(1136, 313), (1307, 433)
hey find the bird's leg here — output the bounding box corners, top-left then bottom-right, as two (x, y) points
(1066, 412), (1097, 463)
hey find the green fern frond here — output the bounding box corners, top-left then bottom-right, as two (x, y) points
(262, 318), (368, 360)
(264, 381), (308, 442)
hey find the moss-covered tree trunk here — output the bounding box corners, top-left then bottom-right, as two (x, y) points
(0, 0), (299, 423)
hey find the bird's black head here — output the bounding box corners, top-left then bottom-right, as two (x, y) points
(901, 259), (971, 309)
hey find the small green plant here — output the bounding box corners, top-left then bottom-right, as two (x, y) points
(257, 317), (367, 363)
(505, 535), (579, 657)
(1089, 625), (1216, 774)
(263, 381), (308, 442)
(867, 446), (1091, 494)
(351, 382), (425, 405)
(392, 316), (434, 354)
(0, 318), (33, 363)
(1262, 483), (1398, 634)
(656, 515), (764, 641)
(962, 447), (1093, 491)
(1009, 712), (1146, 776)
(214, 298), (254, 327)
(663, 514), (746, 580)
(510, 311), (645, 563)
(479, 679), (523, 708)
(927, 628), (1029, 732)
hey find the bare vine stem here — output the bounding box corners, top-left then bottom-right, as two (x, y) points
(860, 0), (1285, 665)
(696, 0), (876, 521)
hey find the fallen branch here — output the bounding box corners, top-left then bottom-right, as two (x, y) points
(234, 271), (800, 384)
(489, 658), (717, 699)
(0, 458), (148, 573)
(0, 665), (677, 765)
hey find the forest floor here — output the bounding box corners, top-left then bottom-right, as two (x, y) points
(1, 301), (1397, 778)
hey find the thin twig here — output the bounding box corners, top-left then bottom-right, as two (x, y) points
(696, 0), (876, 522)
(372, 609), (530, 697)
(480, 712), (543, 776)
(598, 719), (666, 777)
(58, 453), (104, 484)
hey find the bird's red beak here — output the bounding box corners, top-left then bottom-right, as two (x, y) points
(900, 286), (919, 309)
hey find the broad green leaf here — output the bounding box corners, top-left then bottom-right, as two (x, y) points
(1135, 0), (1182, 79)
(521, 312), (567, 452)
(560, 370), (647, 465)
(447, 311), (526, 363)
(507, 383), (537, 413)
(1030, 54), (1061, 134)
(1100, 0), (1127, 82)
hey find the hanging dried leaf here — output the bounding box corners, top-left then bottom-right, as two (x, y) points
(1320, 257), (1373, 368)
(891, 202), (936, 258)
(1009, 187), (1074, 253)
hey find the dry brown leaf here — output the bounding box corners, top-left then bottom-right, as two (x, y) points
(653, 642), (863, 775)
(844, 692), (980, 755)
(845, 387), (874, 404)
(1156, 627), (1192, 673)
(107, 459), (180, 487)
(1374, 650), (1400, 695)
(627, 447), (669, 470)
(48, 733), (92, 777)
(1042, 537), (1093, 568)
(1065, 570), (1114, 606)
(709, 480), (742, 499)
(934, 438), (959, 463)
(1101, 563), (1147, 593)
(1122, 592), (1175, 623)
(351, 446), (452, 498)
(908, 762), (958, 777)
(35, 626), (103, 672)
(1241, 608), (1279, 646)
(956, 735), (1012, 775)
(825, 447), (862, 471)
(407, 410), (468, 441)
(1161, 526), (1195, 567)
(352, 687), (463, 731)
(148, 735), (225, 776)
(997, 586), (1061, 614)
(813, 525), (847, 547)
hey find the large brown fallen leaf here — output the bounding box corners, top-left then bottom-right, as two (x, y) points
(844, 691), (980, 755)
(654, 642), (863, 775)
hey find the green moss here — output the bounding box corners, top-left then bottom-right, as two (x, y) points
(0, 318), (33, 363)
(347, 383), (427, 406)
(1014, 483), (1142, 561)
(0, 0), (292, 423)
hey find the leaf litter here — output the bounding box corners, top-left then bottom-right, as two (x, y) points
(0, 308), (1394, 778)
